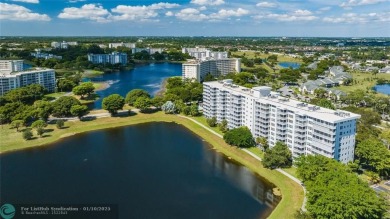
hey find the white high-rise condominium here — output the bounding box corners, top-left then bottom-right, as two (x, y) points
(0, 60), (24, 74)
(182, 48), (228, 60)
(203, 80), (360, 163)
(0, 61), (56, 96)
(182, 58), (241, 82)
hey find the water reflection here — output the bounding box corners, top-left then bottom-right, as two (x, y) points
(204, 146), (281, 209)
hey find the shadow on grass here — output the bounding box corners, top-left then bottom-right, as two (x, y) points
(138, 108), (160, 114)
(45, 128), (54, 133)
(42, 134), (52, 138)
(81, 116), (97, 122)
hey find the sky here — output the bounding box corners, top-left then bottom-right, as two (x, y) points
(0, 0), (389, 37)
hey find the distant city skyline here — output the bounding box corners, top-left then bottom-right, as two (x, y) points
(0, 0), (389, 37)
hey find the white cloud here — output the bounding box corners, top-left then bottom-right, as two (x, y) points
(176, 7), (249, 21)
(254, 9), (318, 21)
(190, 0), (224, 6)
(110, 3), (179, 21)
(256, 2), (277, 8)
(58, 4), (109, 22)
(165, 11), (173, 16)
(0, 3), (50, 21)
(11, 0), (39, 3)
(58, 2), (179, 22)
(199, 6), (207, 10)
(175, 8), (208, 21)
(210, 8), (249, 19)
(324, 11), (390, 23)
(340, 0), (389, 7)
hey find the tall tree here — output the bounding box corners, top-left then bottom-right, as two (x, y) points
(134, 97), (152, 112)
(102, 94), (125, 115)
(223, 126), (255, 148)
(355, 138), (390, 177)
(262, 142), (292, 169)
(51, 96), (81, 117)
(125, 89), (150, 106)
(70, 105), (89, 119)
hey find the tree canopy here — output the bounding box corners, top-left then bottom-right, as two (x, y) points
(295, 155), (387, 219)
(355, 138), (390, 177)
(125, 89), (150, 106)
(72, 82), (95, 99)
(223, 126), (255, 148)
(51, 96), (82, 117)
(102, 94), (125, 115)
(262, 142), (292, 169)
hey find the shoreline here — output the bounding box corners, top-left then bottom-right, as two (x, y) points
(155, 78), (168, 96)
(0, 112), (303, 219)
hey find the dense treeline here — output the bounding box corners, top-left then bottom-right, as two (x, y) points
(295, 155), (387, 219)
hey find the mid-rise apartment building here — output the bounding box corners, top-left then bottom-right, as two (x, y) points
(131, 48), (163, 54)
(87, 52), (127, 65)
(182, 48), (228, 60)
(108, 42), (136, 49)
(203, 80), (360, 163)
(182, 58), (241, 82)
(51, 41), (77, 49)
(0, 67), (56, 95)
(0, 60), (24, 74)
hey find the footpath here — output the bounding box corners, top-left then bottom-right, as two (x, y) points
(178, 115), (307, 212)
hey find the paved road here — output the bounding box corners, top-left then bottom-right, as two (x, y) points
(178, 115), (307, 212)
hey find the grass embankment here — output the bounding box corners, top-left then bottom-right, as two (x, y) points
(0, 111), (304, 219)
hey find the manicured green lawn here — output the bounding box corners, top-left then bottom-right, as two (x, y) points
(191, 116), (224, 136)
(247, 146), (265, 159)
(0, 112), (304, 219)
(44, 92), (67, 98)
(338, 71), (390, 95)
(232, 51), (302, 63)
(282, 167), (299, 179)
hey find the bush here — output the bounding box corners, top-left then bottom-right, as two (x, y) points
(223, 126), (255, 148)
(206, 117), (217, 127)
(56, 120), (65, 129)
(182, 106), (191, 115)
(22, 129), (33, 140)
(36, 127), (45, 137)
(218, 119), (228, 133)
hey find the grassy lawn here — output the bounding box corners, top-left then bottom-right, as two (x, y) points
(338, 71), (390, 94)
(191, 116), (224, 136)
(247, 146), (265, 159)
(0, 111), (304, 219)
(282, 167), (299, 179)
(44, 92), (67, 98)
(83, 69), (104, 76)
(232, 51), (302, 63)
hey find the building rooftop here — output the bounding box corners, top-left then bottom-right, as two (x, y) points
(0, 68), (54, 77)
(204, 81), (360, 122)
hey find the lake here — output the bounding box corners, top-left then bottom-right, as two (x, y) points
(85, 63), (182, 109)
(0, 123), (279, 219)
(373, 84), (390, 95)
(278, 62), (301, 69)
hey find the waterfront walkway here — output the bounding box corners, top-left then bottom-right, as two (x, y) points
(178, 115), (307, 212)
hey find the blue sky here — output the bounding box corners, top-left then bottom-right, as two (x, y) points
(0, 0), (389, 36)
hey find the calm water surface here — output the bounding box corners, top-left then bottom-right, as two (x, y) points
(373, 84), (390, 95)
(86, 63), (182, 109)
(0, 123), (279, 219)
(278, 62), (301, 69)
